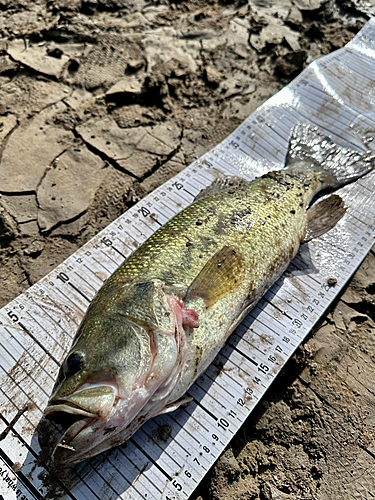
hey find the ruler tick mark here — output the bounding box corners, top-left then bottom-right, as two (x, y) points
(130, 438), (171, 485)
(18, 322), (60, 365)
(150, 215), (163, 226)
(187, 394), (218, 421)
(227, 341), (258, 366)
(68, 282), (91, 303)
(74, 270), (97, 292)
(112, 245), (127, 259)
(182, 188), (194, 197)
(83, 263), (105, 283)
(0, 404), (28, 441)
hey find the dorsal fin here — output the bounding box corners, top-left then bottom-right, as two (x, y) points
(194, 175), (248, 202)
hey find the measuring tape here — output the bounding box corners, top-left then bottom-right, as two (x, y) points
(1, 19), (375, 500)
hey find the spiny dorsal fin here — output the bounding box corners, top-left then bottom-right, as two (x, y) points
(303, 194), (346, 243)
(185, 245), (245, 308)
(194, 175), (248, 202)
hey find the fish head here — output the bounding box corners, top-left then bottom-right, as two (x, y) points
(44, 279), (184, 467)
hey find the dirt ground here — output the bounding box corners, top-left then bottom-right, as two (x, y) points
(0, 0), (375, 498)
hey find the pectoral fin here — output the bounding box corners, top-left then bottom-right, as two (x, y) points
(185, 245), (246, 308)
(158, 397), (193, 415)
(303, 194), (346, 243)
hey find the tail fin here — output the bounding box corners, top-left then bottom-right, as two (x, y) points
(287, 123), (375, 187)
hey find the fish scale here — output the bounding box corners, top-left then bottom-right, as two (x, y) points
(2, 19), (375, 500)
(114, 176), (306, 283)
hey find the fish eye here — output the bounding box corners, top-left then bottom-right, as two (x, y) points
(66, 351), (86, 374)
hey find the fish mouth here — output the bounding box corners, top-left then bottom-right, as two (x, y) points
(44, 384), (118, 467)
(42, 404), (95, 468)
(53, 414), (97, 467)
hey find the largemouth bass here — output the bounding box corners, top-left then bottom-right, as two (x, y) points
(44, 124), (374, 466)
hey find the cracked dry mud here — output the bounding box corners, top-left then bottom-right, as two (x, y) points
(0, 0), (374, 498)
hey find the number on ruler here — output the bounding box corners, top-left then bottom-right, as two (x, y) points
(172, 479), (182, 491)
(56, 272), (69, 283)
(245, 387), (253, 397)
(7, 310), (19, 322)
(292, 318), (302, 328)
(217, 418), (229, 431)
(101, 237), (112, 247)
(258, 363), (269, 375)
(138, 207), (151, 217)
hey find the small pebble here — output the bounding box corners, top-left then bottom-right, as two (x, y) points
(327, 277), (337, 286)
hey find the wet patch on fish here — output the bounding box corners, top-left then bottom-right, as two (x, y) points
(213, 212), (228, 236)
(229, 207), (253, 226)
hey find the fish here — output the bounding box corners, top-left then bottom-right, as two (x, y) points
(43, 124), (374, 467)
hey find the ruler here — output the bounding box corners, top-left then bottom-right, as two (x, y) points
(1, 19), (375, 500)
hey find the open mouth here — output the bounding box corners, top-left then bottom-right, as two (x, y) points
(46, 405), (90, 432)
(43, 411), (96, 466)
(43, 385), (118, 466)
(43, 402), (97, 462)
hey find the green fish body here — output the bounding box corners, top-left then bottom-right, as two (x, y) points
(44, 124), (374, 466)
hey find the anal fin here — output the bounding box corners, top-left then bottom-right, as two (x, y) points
(303, 194), (346, 243)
